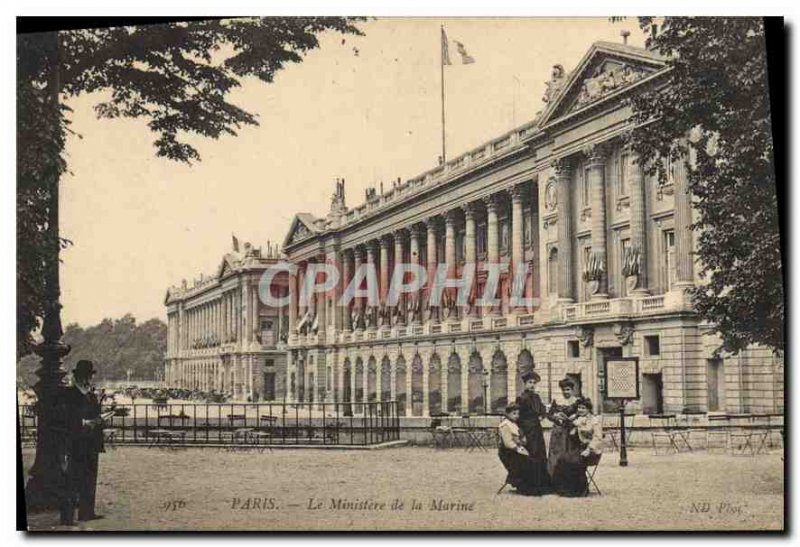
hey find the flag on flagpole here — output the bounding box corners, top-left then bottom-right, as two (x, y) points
(454, 40), (476, 64)
(441, 27), (452, 65)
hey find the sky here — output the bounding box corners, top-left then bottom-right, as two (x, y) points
(59, 17), (644, 327)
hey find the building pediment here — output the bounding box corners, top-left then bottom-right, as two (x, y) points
(538, 41), (668, 128)
(283, 213), (321, 248)
(217, 253), (240, 279)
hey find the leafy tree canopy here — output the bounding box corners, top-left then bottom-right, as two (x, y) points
(17, 17), (364, 356)
(624, 17), (782, 354)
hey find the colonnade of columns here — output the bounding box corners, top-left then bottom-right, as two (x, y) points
(553, 142), (693, 302)
(166, 276), (276, 355)
(288, 179), (541, 337)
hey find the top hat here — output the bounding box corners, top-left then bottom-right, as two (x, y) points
(73, 360), (97, 378)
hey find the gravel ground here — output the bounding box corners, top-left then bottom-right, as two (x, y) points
(22, 446), (784, 532)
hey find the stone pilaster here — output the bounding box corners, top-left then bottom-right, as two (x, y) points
(673, 149), (694, 286)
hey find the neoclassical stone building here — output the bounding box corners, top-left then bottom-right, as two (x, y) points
(164, 240), (289, 401)
(281, 39), (783, 417)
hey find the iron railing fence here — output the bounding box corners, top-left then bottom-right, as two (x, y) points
(18, 401), (400, 447)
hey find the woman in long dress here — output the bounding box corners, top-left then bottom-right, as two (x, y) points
(547, 378), (587, 497)
(514, 371), (551, 494)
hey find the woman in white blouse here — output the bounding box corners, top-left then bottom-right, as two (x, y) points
(497, 403), (551, 495)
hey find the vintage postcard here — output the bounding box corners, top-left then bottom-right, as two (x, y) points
(17, 15), (784, 532)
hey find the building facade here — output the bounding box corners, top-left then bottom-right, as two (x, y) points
(281, 40), (783, 417)
(164, 240), (289, 401)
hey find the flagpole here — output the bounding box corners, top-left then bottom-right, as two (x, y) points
(440, 25), (446, 163)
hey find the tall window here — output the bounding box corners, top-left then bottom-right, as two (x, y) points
(456, 230), (465, 262)
(548, 247), (558, 294)
(477, 222), (487, 256)
(663, 230), (676, 291)
(499, 218), (509, 254)
(619, 152), (629, 196)
(706, 358), (725, 412)
(260, 319), (274, 345)
(581, 166), (591, 207)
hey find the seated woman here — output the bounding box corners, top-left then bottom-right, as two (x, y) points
(572, 397), (603, 466)
(497, 403), (549, 496)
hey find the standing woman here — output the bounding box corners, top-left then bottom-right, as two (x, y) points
(514, 371), (551, 494)
(547, 377), (587, 497)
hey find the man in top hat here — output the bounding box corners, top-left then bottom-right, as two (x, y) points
(61, 360), (106, 524)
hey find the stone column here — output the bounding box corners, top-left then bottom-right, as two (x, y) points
(289, 269), (298, 334)
(366, 243), (378, 329)
(353, 247), (365, 326)
(462, 203), (478, 318)
(350, 359), (357, 411)
(627, 147), (649, 294)
(460, 357), (469, 415)
(314, 259), (325, 338)
(554, 158), (574, 302)
(444, 210), (458, 320)
(586, 144), (609, 298)
(241, 284), (249, 345)
(375, 360), (382, 402)
(253, 280), (261, 342)
(379, 236), (391, 306)
(234, 289), (241, 343)
(425, 217), (440, 323)
(409, 226), (422, 324)
(673, 149), (694, 286)
(390, 360), (397, 402)
(484, 195), (501, 316)
(297, 263), (307, 326)
(441, 358), (449, 412)
(422, 358), (430, 417)
(529, 180), (541, 310)
(405, 362), (413, 417)
(393, 229), (406, 325)
(341, 250), (352, 331)
(510, 184), (525, 311)
(230, 294), (234, 341)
